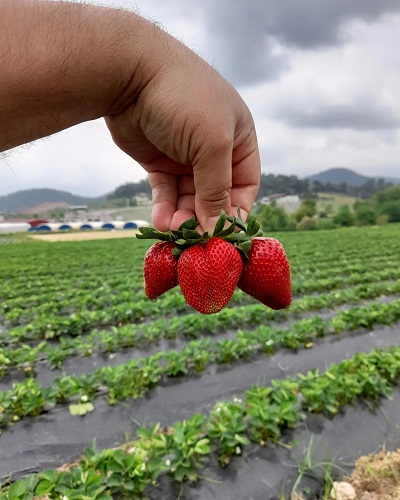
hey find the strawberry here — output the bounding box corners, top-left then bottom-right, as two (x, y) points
(177, 237), (243, 314)
(137, 211), (291, 314)
(238, 237), (291, 310)
(143, 241), (178, 299)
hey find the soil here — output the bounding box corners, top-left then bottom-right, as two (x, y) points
(345, 448), (400, 499)
(1, 323), (400, 496)
(29, 230), (139, 242)
(0, 295), (395, 394)
(29, 388), (400, 500)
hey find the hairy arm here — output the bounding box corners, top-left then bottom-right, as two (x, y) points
(0, 0), (157, 151)
(0, 0), (260, 231)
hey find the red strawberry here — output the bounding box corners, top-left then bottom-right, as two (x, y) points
(177, 237), (243, 314)
(238, 237), (291, 309)
(143, 242), (178, 299)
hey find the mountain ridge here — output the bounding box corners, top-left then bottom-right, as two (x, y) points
(2, 169), (399, 213)
(307, 167), (400, 186)
(0, 188), (107, 213)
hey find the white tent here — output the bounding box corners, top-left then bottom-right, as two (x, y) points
(0, 222), (30, 233)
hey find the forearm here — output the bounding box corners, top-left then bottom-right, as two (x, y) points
(0, 0), (161, 152)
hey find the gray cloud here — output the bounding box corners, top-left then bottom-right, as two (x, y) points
(205, 29), (288, 86)
(205, 0), (400, 85)
(254, 0), (400, 47)
(205, 2), (288, 85)
(274, 101), (400, 131)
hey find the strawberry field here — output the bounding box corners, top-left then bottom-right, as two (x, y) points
(1, 224), (400, 499)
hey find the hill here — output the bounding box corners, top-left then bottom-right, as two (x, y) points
(0, 188), (107, 213)
(308, 168), (400, 186)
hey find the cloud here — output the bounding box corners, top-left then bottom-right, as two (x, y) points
(274, 100), (400, 131)
(204, 0), (400, 85)
(254, 115), (400, 179)
(204, 2), (288, 85)
(254, 0), (400, 48)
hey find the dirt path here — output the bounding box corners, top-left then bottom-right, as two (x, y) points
(29, 230), (139, 242)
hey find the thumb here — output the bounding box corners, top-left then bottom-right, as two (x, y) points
(193, 141), (233, 232)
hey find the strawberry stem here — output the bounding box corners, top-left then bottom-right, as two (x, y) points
(136, 209), (263, 258)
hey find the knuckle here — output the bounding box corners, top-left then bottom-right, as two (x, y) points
(199, 186), (231, 209)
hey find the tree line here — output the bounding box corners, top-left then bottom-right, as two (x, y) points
(108, 174), (396, 202)
(257, 186), (400, 232)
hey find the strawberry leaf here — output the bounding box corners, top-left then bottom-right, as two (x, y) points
(136, 227), (171, 241)
(237, 240), (252, 254)
(246, 218), (256, 235)
(183, 229), (202, 240)
(226, 215), (246, 232)
(184, 238), (205, 245)
(225, 232), (250, 243)
(178, 216), (198, 231)
(213, 211), (227, 236)
(217, 220), (237, 238)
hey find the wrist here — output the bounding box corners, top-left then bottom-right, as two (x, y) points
(105, 11), (168, 116)
(105, 12), (190, 117)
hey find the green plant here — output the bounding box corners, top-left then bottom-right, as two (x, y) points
(245, 383), (300, 443)
(334, 205), (355, 227)
(297, 216), (318, 231)
(208, 401), (249, 465)
(166, 414), (210, 482)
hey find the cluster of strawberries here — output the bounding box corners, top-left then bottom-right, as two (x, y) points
(138, 211), (291, 315)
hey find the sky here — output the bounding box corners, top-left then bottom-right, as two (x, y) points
(1, 0), (400, 196)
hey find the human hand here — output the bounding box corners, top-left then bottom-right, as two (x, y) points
(105, 30), (260, 232)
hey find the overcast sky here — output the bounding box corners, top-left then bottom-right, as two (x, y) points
(1, 0), (400, 196)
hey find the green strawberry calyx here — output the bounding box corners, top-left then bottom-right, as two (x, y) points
(136, 209), (263, 258)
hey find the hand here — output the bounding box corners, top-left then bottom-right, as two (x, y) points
(105, 33), (260, 232)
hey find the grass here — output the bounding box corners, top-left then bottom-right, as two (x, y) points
(290, 435), (351, 499)
(0, 233), (33, 244)
(316, 192), (359, 212)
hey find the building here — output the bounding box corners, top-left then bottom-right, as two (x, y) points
(65, 205), (89, 222)
(64, 206), (118, 223)
(86, 210), (113, 222)
(0, 222), (30, 233)
(260, 194), (301, 214)
(0, 212), (4, 222)
(134, 193), (150, 206)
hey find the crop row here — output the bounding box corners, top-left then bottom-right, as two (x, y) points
(0, 260), (144, 288)
(4, 264), (400, 331)
(2, 227), (399, 297)
(2, 255), (398, 324)
(1, 280), (400, 376)
(4, 238), (398, 286)
(1, 260), (143, 280)
(1, 298), (400, 430)
(0, 239), (150, 276)
(3, 232), (399, 303)
(4, 265), (400, 342)
(2, 345), (400, 499)
(280, 224), (400, 260)
(0, 274), (140, 302)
